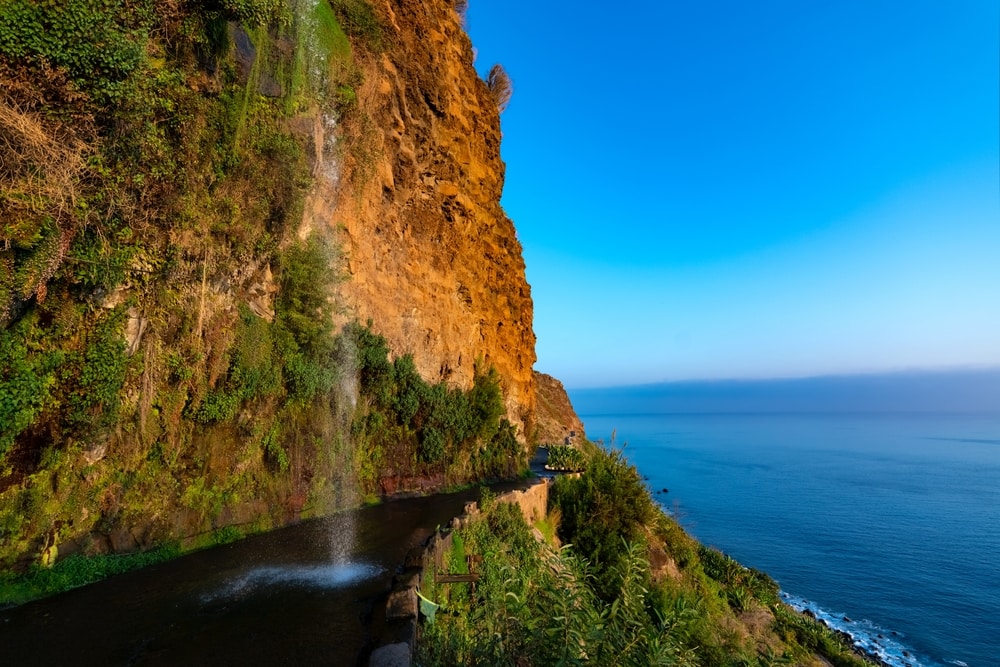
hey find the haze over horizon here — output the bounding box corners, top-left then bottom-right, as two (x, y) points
(468, 1), (1000, 388)
(565, 364), (1000, 391)
(569, 366), (1000, 414)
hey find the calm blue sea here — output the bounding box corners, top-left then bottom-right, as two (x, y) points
(574, 409), (1000, 667)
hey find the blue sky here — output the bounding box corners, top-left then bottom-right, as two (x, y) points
(466, 1), (1000, 388)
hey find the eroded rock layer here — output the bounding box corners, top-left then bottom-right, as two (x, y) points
(332, 0), (537, 436)
(533, 371), (585, 446)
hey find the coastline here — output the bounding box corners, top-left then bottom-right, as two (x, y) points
(649, 502), (931, 667)
(780, 593), (932, 667)
(586, 410), (998, 667)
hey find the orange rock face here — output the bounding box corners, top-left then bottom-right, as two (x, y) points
(330, 0), (537, 437)
(533, 372), (586, 446)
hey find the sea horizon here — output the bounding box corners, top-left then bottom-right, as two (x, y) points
(568, 367), (1000, 416)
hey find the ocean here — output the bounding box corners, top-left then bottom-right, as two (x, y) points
(571, 378), (1000, 667)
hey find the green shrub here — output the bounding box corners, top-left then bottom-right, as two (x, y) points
(467, 366), (504, 442)
(195, 309), (276, 423)
(771, 605), (872, 667)
(653, 513), (700, 569)
(328, 0), (383, 50)
(0, 0), (146, 103)
(66, 226), (137, 292)
(698, 544), (780, 609)
(419, 427), (447, 464)
(212, 524), (244, 545)
(230, 307), (282, 399)
(278, 237), (336, 353)
(220, 0), (289, 27)
(195, 389), (241, 424)
(392, 355), (424, 425)
(195, 244), (342, 419)
(546, 444), (587, 471)
(0, 313), (64, 459)
(418, 495), (697, 667)
(472, 418), (520, 479)
(343, 320), (395, 407)
(276, 235), (340, 402)
(549, 446), (655, 601)
(343, 323), (527, 488)
(422, 383), (468, 442)
(260, 422), (289, 472)
(66, 306), (130, 431)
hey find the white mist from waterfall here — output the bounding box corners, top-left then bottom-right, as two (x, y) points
(330, 330), (361, 565)
(201, 562), (384, 603)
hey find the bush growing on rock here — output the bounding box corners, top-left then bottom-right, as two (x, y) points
(344, 323), (527, 493)
(486, 64), (513, 112)
(550, 446), (655, 601)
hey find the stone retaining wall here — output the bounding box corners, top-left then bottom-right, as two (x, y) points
(496, 480), (549, 525)
(369, 479), (550, 667)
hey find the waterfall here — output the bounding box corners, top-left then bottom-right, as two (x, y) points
(293, 0), (343, 240)
(290, 0), (360, 565)
(330, 329), (360, 565)
(296, 0), (341, 185)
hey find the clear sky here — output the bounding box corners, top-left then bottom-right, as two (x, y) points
(466, 1), (1000, 388)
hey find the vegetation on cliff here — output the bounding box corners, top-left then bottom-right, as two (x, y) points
(0, 0), (526, 580)
(0, 320), (522, 604)
(346, 321), (528, 500)
(486, 63), (513, 112)
(0, 0), (355, 572)
(418, 449), (874, 667)
(543, 444), (587, 471)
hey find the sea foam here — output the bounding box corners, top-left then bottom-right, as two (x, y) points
(780, 591), (945, 667)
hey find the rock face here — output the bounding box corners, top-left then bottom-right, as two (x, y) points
(533, 371), (585, 446)
(331, 0), (537, 436)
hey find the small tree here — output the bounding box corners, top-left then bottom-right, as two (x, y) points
(486, 63), (513, 113)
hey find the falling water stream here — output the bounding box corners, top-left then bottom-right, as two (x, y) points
(1, 485), (528, 666)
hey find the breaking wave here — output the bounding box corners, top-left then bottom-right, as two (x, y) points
(780, 591), (951, 667)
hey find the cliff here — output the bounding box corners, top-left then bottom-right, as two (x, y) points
(0, 0), (537, 571)
(330, 0), (537, 437)
(533, 371), (585, 445)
